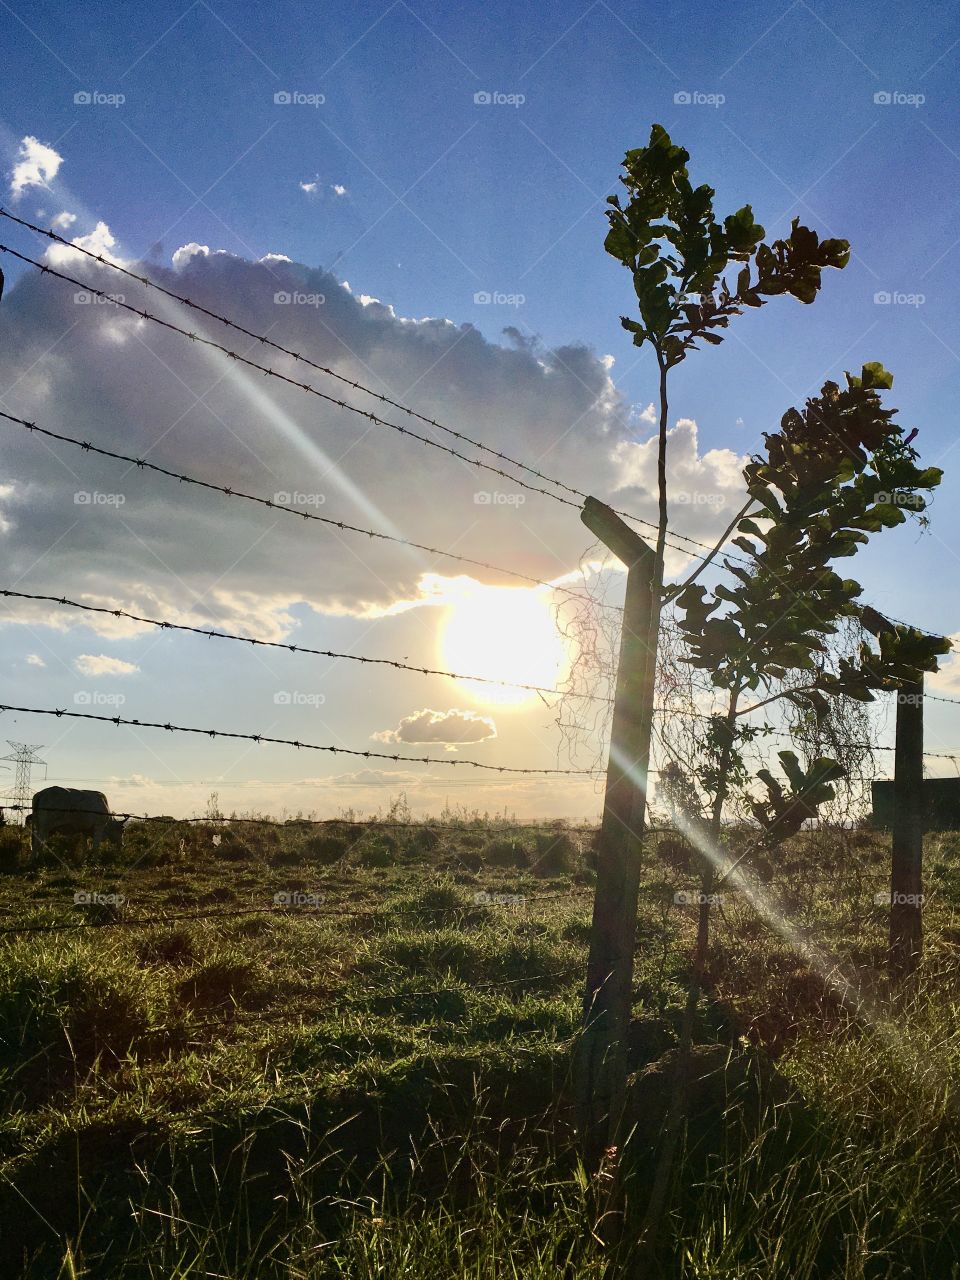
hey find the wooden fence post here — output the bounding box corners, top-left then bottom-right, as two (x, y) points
(575, 497), (656, 1174)
(890, 677), (924, 979)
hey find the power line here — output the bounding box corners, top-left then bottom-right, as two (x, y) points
(0, 409), (623, 614)
(0, 588), (615, 704)
(0, 702), (603, 775)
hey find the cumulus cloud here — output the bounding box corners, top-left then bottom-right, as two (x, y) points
(171, 241), (210, 271)
(373, 708), (498, 745)
(51, 211), (77, 231)
(299, 181), (318, 194)
(25, 653), (45, 667)
(47, 220), (125, 268)
(74, 653), (140, 676)
(332, 184), (347, 196)
(10, 136), (63, 198)
(0, 239), (746, 641)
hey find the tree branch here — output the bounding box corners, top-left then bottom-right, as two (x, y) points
(662, 498), (758, 605)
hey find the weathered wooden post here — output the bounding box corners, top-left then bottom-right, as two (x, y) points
(576, 496), (657, 1173)
(890, 677), (924, 978)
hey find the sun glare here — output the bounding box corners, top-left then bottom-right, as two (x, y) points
(440, 585), (568, 707)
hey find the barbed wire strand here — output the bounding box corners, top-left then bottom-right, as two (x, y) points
(0, 409), (623, 614)
(0, 587), (614, 703)
(0, 702), (604, 774)
(0, 207), (761, 561)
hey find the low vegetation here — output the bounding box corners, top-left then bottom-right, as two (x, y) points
(1, 815), (959, 1276)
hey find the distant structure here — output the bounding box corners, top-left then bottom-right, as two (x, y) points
(872, 778), (960, 832)
(1, 742), (47, 824)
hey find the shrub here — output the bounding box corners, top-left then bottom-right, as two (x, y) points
(529, 830), (577, 876)
(303, 832), (350, 864)
(482, 838), (529, 869)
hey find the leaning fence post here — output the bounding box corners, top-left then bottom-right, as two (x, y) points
(890, 677), (924, 979)
(575, 496), (656, 1175)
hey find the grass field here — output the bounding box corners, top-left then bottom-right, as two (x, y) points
(2, 814), (960, 1277)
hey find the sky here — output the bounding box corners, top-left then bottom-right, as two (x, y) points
(1, 0), (959, 819)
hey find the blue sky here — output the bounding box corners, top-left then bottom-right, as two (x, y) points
(1, 0), (959, 817)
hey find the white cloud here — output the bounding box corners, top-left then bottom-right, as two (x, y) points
(74, 653), (140, 677)
(25, 653), (45, 667)
(47, 220), (125, 268)
(10, 136), (63, 198)
(51, 211), (77, 231)
(260, 252), (292, 263)
(373, 707), (498, 745)
(171, 242), (210, 271)
(929, 633), (960, 693)
(633, 402), (657, 425)
(299, 181), (318, 194)
(332, 184), (347, 196)
(0, 240), (742, 637)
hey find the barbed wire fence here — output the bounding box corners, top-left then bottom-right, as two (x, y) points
(0, 212), (955, 854)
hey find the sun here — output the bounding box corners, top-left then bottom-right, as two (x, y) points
(440, 584), (568, 707)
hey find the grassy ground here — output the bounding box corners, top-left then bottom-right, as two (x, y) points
(1, 815), (960, 1277)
